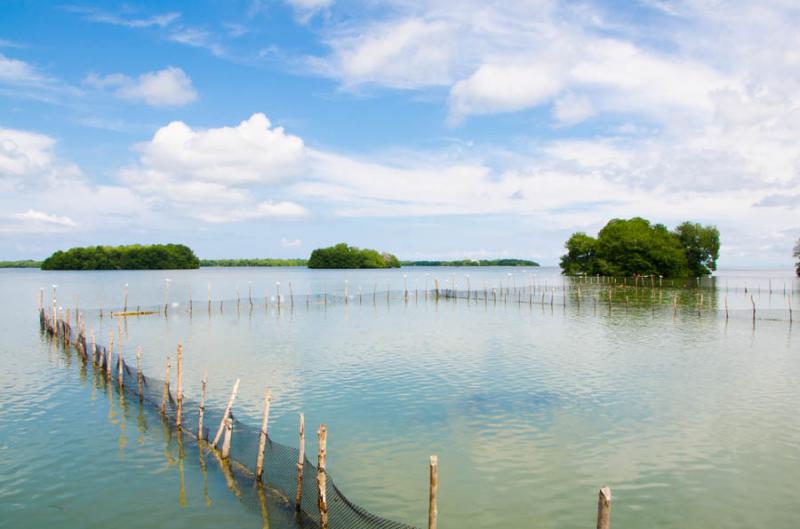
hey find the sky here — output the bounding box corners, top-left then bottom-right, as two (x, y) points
(1, 0), (799, 266)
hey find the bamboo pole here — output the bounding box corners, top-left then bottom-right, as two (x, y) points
(198, 369), (208, 440)
(295, 413), (305, 511)
(317, 424), (328, 529)
(596, 486), (611, 529)
(221, 417), (233, 459)
(90, 329), (96, 365)
(428, 455), (438, 529)
(255, 390), (272, 480)
(176, 343), (183, 428)
(212, 378), (241, 448)
(117, 338), (124, 388)
(161, 356), (171, 414)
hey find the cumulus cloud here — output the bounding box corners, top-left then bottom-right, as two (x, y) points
(120, 113), (308, 222)
(85, 67), (198, 106)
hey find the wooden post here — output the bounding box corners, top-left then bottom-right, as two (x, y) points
(317, 424), (328, 529)
(255, 390), (272, 480)
(117, 339), (124, 388)
(176, 343), (183, 428)
(295, 413), (305, 511)
(596, 486), (611, 529)
(212, 378), (241, 448)
(221, 417), (233, 459)
(428, 455), (438, 529)
(751, 295), (756, 323)
(107, 332), (114, 379)
(198, 369), (208, 441)
(136, 347), (143, 401)
(90, 329), (96, 365)
(161, 356), (171, 414)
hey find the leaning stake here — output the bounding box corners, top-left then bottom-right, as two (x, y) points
(596, 486), (611, 529)
(255, 389), (272, 480)
(212, 378), (241, 448)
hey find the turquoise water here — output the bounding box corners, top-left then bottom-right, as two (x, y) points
(1, 267), (798, 529)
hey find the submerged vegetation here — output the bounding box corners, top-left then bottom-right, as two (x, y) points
(0, 260), (42, 268)
(402, 259), (539, 267)
(200, 258), (307, 267)
(560, 217), (720, 277)
(41, 244), (200, 270)
(308, 243), (400, 269)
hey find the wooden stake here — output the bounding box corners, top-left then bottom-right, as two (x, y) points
(596, 486), (611, 529)
(295, 412), (305, 511)
(117, 338), (124, 388)
(198, 369), (208, 441)
(221, 417), (233, 459)
(107, 332), (114, 379)
(255, 390), (272, 480)
(212, 378), (241, 448)
(176, 343), (183, 428)
(317, 424), (328, 529)
(428, 455), (438, 529)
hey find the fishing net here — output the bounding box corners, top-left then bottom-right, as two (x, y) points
(39, 309), (418, 529)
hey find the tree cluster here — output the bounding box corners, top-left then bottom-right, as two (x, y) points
(200, 258), (307, 267)
(560, 218), (720, 277)
(794, 238), (800, 277)
(41, 244), (200, 270)
(403, 259), (539, 267)
(307, 243), (401, 269)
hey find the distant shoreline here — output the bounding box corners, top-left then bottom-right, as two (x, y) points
(0, 258), (540, 269)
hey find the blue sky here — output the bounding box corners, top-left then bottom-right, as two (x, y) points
(1, 0), (798, 266)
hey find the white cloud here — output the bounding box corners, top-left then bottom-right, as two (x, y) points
(285, 0), (334, 23)
(281, 237), (302, 247)
(120, 113), (308, 222)
(85, 67), (198, 106)
(66, 6), (180, 28)
(552, 93), (594, 125)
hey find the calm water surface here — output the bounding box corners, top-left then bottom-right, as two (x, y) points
(1, 267), (798, 529)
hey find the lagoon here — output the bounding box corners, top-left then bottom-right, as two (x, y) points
(0, 267), (798, 529)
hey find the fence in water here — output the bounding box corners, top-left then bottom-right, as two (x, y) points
(37, 302), (426, 529)
(70, 275), (796, 327)
(37, 275), (797, 528)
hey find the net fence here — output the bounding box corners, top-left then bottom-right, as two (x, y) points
(38, 308), (419, 529)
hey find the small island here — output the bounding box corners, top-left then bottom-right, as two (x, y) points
(560, 217), (720, 277)
(41, 244), (200, 270)
(307, 243), (400, 269)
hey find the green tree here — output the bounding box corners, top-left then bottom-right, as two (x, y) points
(559, 232), (598, 275)
(673, 222), (720, 276)
(559, 217), (719, 278)
(307, 243), (400, 269)
(41, 244), (200, 270)
(794, 238), (800, 277)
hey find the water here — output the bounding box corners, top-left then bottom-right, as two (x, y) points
(1, 267), (798, 529)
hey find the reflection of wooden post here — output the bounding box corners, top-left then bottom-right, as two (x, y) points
(295, 413), (305, 511)
(317, 425), (328, 529)
(213, 379), (241, 448)
(221, 418), (233, 459)
(428, 455), (438, 529)
(160, 356), (171, 414)
(256, 390), (272, 480)
(596, 486), (611, 529)
(176, 343), (183, 428)
(136, 347), (143, 401)
(198, 369), (208, 441)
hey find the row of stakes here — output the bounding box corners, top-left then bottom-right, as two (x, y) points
(38, 289), (615, 529)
